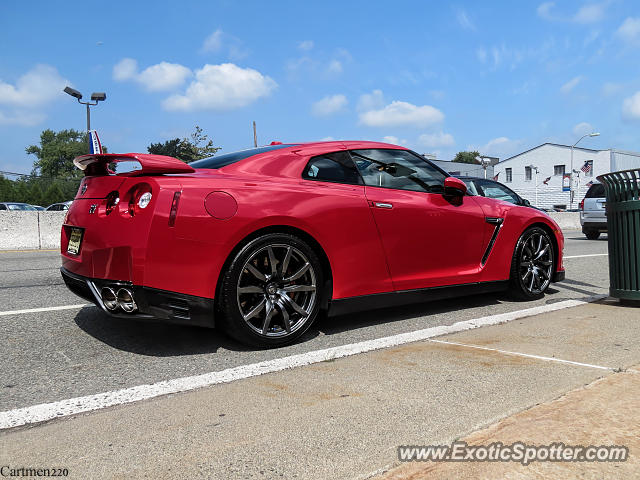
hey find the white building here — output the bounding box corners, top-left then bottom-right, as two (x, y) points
(494, 143), (640, 210)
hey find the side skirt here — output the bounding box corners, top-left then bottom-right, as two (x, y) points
(328, 280), (509, 317)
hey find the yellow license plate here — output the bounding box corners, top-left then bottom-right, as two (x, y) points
(67, 228), (84, 255)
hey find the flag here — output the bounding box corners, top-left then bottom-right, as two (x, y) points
(493, 173), (499, 181)
(89, 130), (103, 154)
(580, 161), (592, 174)
(543, 176), (551, 185)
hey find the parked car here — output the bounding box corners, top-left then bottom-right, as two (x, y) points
(579, 182), (607, 240)
(31, 205), (45, 211)
(61, 142), (565, 347)
(46, 201), (73, 211)
(455, 176), (545, 211)
(0, 202), (37, 211)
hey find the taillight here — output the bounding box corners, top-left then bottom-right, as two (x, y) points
(579, 199), (584, 210)
(105, 191), (120, 215)
(128, 185), (152, 216)
(169, 191), (181, 226)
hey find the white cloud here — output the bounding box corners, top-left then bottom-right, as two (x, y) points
(0, 110), (46, 126)
(113, 58), (192, 91)
(537, 1), (608, 23)
(418, 131), (455, 148)
(456, 8), (476, 31)
(572, 122), (594, 136)
(476, 47), (487, 63)
(319, 136), (335, 141)
(163, 63), (277, 112)
(327, 59), (342, 75)
(602, 82), (623, 96)
(616, 17), (640, 43)
(298, 40), (314, 51)
(202, 29), (223, 52)
(622, 91), (640, 120)
(0, 64), (68, 108)
(201, 29), (248, 60)
(573, 3), (606, 24)
(357, 89), (384, 112)
(471, 137), (522, 159)
(359, 101), (444, 128)
(537, 2), (555, 20)
(382, 136), (399, 144)
(560, 75), (584, 94)
(312, 94), (347, 116)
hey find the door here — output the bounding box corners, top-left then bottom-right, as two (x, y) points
(351, 148), (488, 291)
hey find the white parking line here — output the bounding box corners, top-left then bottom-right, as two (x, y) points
(0, 304), (89, 317)
(428, 339), (613, 371)
(564, 253), (608, 259)
(0, 294), (607, 430)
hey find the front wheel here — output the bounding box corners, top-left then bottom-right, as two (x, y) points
(217, 233), (323, 347)
(509, 227), (554, 300)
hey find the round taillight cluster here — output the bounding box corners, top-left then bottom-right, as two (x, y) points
(105, 191), (120, 215)
(128, 185), (153, 216)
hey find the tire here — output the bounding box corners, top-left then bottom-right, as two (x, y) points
(585, 230), (600, 240)
(217, 233), (324, 347)
(509, 227), (554, 300)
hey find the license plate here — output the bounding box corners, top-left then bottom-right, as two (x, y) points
(67, 227), (84, 255)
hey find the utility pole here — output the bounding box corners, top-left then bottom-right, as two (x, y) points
(63, 87), (106, 153)
(253, 121), (257, 148)
(570, 132), (599, 209)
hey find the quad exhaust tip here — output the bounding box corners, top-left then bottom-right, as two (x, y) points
(116, 288), (137, 313)
(100, 286), (137, 313)
(100, 287), (118, 311)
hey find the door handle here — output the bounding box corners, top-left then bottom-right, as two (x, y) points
(371, 202), (393, 209)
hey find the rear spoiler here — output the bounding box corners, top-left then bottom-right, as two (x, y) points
(73, 153), (195, 176)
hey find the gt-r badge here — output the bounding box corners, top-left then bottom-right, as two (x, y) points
(89, 204), (97, 214)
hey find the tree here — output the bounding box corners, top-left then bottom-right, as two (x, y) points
(147, 125), (220, 163)
(453, 151), (481, 164)
(26, 129), (88, 178)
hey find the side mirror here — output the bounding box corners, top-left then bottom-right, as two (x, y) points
(444, 177), (467, 196)
(522, 198), (531, 206)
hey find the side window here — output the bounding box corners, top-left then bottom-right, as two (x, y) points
(351, 149), (447, 193)
(478, 181), (520, 204)
(0, 204), (6, 210)
(302, 151), (363, 185)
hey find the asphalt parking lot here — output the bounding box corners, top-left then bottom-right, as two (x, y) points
(0, 230), (609, 413)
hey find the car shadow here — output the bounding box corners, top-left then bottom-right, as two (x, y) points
(73, 306), (252, 356)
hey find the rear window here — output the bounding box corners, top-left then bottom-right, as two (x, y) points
(585, 183), (605, 198)
(190, 144), (297, 169)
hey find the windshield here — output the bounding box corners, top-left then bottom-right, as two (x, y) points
(7, 204), (35, 211)
(190, 144), (298, 169)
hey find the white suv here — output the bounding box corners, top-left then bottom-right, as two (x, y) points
(579, 183), (607, 240)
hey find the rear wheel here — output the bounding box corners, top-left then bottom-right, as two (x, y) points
(585, 230), (600, 240)
(217, 233), (323, 347)
(509, 227), (554, 300)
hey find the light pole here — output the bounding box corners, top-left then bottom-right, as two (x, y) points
(570, 131), (599, 209)
(63, 86), (107, 153)
(476, 155), (491, 179)
(529, 164), (539, 207)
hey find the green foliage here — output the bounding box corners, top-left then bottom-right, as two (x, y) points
(26, 129), (88, 178)
(453, 151), (481, 164)
(0, 175), (80, 206)
(148, 125), (220, 163)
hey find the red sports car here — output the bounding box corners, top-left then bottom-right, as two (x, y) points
(61, 141), (565, 347)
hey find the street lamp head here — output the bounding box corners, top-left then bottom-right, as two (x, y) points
(63, 86), (82, 100)
(91, 92), (106, 102)
(589, 132), (600, 137)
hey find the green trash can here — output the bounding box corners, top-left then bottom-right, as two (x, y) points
(597, 168), (640, 303)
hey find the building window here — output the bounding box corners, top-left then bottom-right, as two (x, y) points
(505, 168), (512, 182)
(525, 166), (532, 181)
(554, 165), (565, 176)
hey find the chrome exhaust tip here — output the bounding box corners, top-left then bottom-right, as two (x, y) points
(101, 287), (118, 311)
(116, 288), (137, 313)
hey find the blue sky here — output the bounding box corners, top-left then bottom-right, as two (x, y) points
(2, 0), (640, 175)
